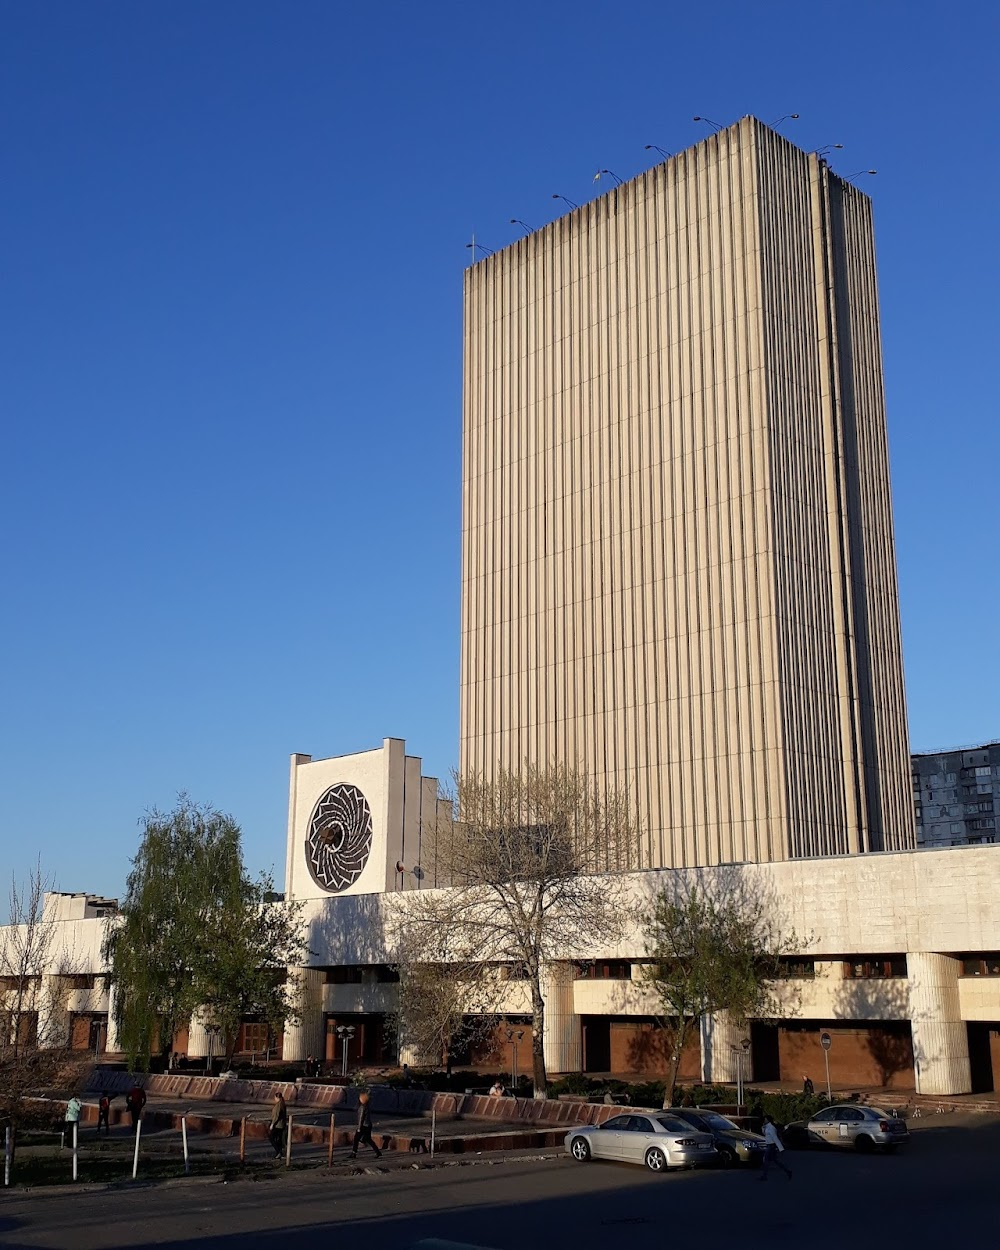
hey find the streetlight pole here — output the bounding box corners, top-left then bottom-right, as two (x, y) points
(505, 1028), (524, 1094)
(336, 1025), (356, 1078)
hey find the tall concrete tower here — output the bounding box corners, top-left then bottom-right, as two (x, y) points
(459, 117), (913, 868)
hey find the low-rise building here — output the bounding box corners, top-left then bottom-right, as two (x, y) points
(4, 737), (1000, 1098)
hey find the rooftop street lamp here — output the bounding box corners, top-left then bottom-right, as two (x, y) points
(593, 168), (623, 187)
(644, 144), (672, 160)
(551, 193), (579, 210)
(692, 115), (724, 133)
(509, 218), (534, 235)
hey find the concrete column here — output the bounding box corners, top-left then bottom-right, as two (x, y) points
(37, 974), (70, 1049)
(105, 982), (120, 1053)
(541, 963), (580, 1076)
(282, 968), (326, 1063)
(908, 952), (971, 1095)
(700, 1012), (753, 1084)
(186, 1011), (213, 1060)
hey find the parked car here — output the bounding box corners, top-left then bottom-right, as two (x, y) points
(784, 1104), (909, 1153)
(565, 1112), (718, 1172)
(670, 1108), (767, 1166)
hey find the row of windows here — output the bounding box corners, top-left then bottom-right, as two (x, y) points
(325, 966), (400, 984)
(843, 956), (907, 979)
(961, 954), (1000, 977)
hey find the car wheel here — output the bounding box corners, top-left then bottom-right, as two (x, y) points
(717, 1146), (738, 1168)
(644, 1147), (667, 1173)
(854, 1134), (875, 1153)
(570, 1136), (591, 1162)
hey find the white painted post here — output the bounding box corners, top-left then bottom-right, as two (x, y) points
(430, 1108), (436, 1158)
(5, 1125), (12, 1187)
(182, 1115), (190, 1175)
(132, 1120), (142, 1179)
(72, 1122), (78, 1182)
(285, 1114), (293, 1169)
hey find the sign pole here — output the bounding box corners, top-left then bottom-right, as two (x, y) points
(820, 1031), (833, 1102)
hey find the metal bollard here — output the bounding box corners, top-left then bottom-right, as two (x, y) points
(4, 1125), (11, 1187)
(285, 1114), (293, 1169)
(240, 1116), (247, 1164)
(327, 1114), (335, 1167)
(132, 1120), (142, 1180)
(72, 1122), (78, 1182)
(182, 1115), (190, 1175)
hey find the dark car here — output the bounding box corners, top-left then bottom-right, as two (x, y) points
(784, 1104), (909, 1153)
(670, 1108), (767, 1167)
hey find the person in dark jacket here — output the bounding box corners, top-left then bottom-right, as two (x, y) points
(268, 1092), (288, 1158)
(350, 1092), (382, 1159)
(125, 1083), (146, 1127)
(97, 1091), (112, 1134)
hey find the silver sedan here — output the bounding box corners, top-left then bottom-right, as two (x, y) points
(790, 1104), (909, 1152)
(565, 1112), (718, 1172)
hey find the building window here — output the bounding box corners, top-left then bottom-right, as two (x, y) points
(574, 960), (633, 980)
(498, 962), (531, 981)
(239, 1021), (278, 1053)
(843, 956), (907, 979)
(325, 965), (399, 984)
(960, 954), (1000, 977)
(776, 958), (815, 979)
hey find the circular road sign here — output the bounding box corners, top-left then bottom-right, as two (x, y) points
(820, 1031), (832, 1051)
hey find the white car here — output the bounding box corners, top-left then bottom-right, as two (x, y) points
(565, 1112), (718, 1173)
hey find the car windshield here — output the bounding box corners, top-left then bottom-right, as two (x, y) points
(697, 1112), (740, 1132)
(657, 1116), (694, 1134)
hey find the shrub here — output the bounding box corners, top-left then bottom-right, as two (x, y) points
(744, 1089), (830, 1126)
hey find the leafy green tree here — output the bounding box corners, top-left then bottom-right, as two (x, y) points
(104, 796), (307, 1070)
(642, 872), (793, 1108)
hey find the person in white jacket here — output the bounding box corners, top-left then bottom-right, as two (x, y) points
(759, 1115), (793, 1181)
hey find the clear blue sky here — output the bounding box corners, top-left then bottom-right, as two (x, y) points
(1, 0), (997, 902)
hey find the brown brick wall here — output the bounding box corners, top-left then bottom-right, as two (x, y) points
(779, 1024), (914, 1089)
(468, 1021), (534, 1073)
(609, 1020), (701, 1078)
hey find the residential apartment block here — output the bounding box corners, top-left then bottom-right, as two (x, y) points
(912, 741), (1000, 848)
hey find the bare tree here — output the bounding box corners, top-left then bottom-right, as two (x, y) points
(393, 764), (642, 1098)
(0, 863), (80, 1151)
(642, 869), (797, 1108)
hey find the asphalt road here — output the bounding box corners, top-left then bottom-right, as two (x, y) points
(1, 1113), (996, 1250)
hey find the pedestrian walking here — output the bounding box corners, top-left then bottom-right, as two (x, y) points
(802, 1075), (814, 1095)
(350, 1092), (382, 1159)
(125, 1082), (147, 1128)
(759, 1116), (792, 1182)
(268, 1092), (288, 1158)
(65, 1095), (82, 1129)
(97, 1092), (112, 1134)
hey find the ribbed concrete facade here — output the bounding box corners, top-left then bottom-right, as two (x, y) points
(460, 116), (912, 868)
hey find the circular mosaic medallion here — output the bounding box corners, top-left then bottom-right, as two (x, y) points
(305, 784), (374, 892)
